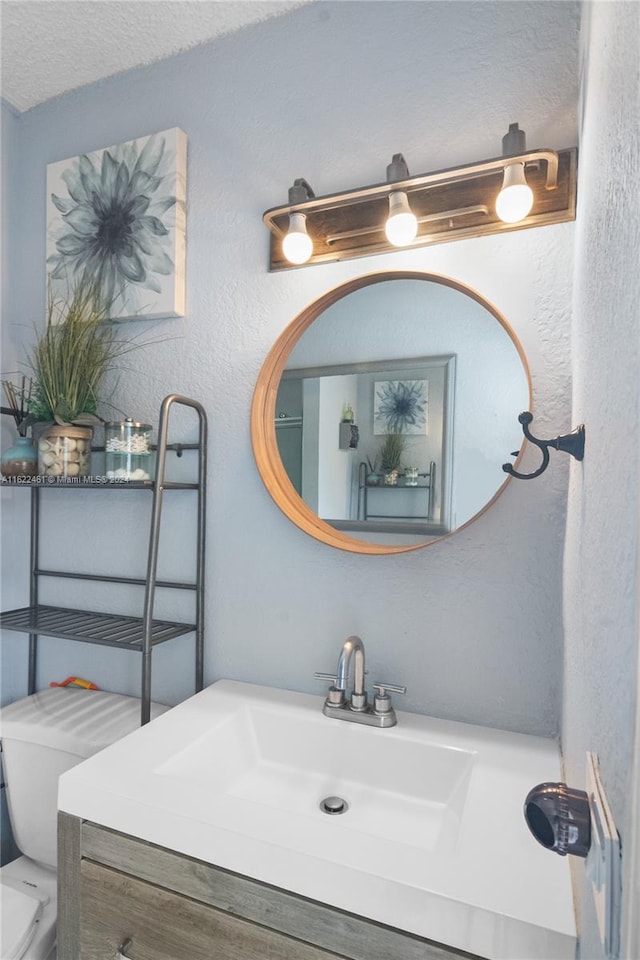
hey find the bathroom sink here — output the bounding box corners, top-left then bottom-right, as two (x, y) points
(157, 696), (474, 853)
(58, 680), (576, 960)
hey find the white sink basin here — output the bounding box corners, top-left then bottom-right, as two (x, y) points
(58, 680), (576, 960)
(157, 698), (474, 854)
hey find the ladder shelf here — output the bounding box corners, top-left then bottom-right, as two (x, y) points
(0, 394), (207, 724)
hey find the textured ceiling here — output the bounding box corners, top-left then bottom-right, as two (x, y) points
(1, 0), (310, 113)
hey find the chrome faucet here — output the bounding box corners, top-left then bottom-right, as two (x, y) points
(315, 635), (406, 728)
(336, 635), (367, 710)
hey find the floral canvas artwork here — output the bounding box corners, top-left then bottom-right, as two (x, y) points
(46, 128), (187, 321)
(373, 379), (429, 435)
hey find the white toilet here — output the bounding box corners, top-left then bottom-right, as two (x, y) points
(0, 686), (169, 960)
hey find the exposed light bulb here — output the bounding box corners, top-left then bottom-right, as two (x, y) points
(496, 163), (534, 223)
(282, 212), (313, 264)
(385, 191), (418, 246)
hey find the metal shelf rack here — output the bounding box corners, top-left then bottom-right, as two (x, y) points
(0, 394), (207, 724)
(357, 460), (436, 522)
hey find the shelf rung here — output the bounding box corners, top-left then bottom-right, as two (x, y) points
(1, 479), (199, 489)
(0, 605), (195, 651)
(35, 569), (197, 590)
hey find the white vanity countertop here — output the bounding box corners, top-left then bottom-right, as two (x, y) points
(58, 680), (576, 960)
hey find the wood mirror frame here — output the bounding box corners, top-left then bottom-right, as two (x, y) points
(251, 271), (532, 555)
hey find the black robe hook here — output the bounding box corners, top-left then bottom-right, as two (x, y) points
(502, 412), (585, 480)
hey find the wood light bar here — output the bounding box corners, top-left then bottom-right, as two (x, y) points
(264, 148), (577, 270)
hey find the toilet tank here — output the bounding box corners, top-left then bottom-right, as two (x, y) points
(0, 687), (169, 869)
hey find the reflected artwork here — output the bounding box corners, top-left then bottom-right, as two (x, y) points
(373, 379), (429, 435)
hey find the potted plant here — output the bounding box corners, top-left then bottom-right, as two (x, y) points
(365, 455), (380, 486)
(378, 432), (406, 485)
(0, 378), (38, 478)
(27, 281), (132, 478)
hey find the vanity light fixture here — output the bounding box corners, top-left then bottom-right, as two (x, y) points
(496, 163), (534, 223)
(495, 123), (535, 223)
(385, 154), (418, 246)
(282, 178), (315, 264)
(263, 124), (577, 270)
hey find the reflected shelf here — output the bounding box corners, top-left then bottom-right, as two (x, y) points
(329, 519), (449, 537)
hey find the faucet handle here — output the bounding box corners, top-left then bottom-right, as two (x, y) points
(373, 682), (407, 696)
(372, 682), (406, 717)
(314, 672), (345, 706)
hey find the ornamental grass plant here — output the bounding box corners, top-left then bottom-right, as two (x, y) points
(378, 432), (407, 473)
(28, 282), (135, 426)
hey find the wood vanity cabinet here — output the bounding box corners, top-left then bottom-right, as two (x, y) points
(59, 814), (482, 960)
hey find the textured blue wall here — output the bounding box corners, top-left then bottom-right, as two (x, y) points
(1, 3), (579, 738)
(563, 3), (640, 957)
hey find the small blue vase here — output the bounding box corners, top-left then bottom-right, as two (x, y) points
(1, 435), (38, 478)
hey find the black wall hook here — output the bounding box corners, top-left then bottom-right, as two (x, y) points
(502, 411), (585, 480)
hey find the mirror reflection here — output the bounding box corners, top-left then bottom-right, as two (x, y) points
(271, 276), (530, 548)
(277, 354), (455, 536)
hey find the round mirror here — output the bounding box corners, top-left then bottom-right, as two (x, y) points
(251, 271), (531, 555)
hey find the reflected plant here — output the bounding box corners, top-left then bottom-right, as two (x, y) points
(378, 433), (406, 472)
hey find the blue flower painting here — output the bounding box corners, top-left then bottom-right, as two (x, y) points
(47, 128), (187, 321)
(374, 379), (429, 435)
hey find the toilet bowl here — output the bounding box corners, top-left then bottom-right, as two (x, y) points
(0, 687), (169, 959)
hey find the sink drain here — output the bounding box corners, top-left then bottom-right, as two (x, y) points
(319, 795), (349, 815)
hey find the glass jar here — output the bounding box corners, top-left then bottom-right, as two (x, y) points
(38, 425), (92, 478)
(105, 419), (153, 481)
(1, 436), (38, 478)
(404, 466), (419, 486)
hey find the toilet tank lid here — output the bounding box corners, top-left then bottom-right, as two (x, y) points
(0, 687), (170, 757)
